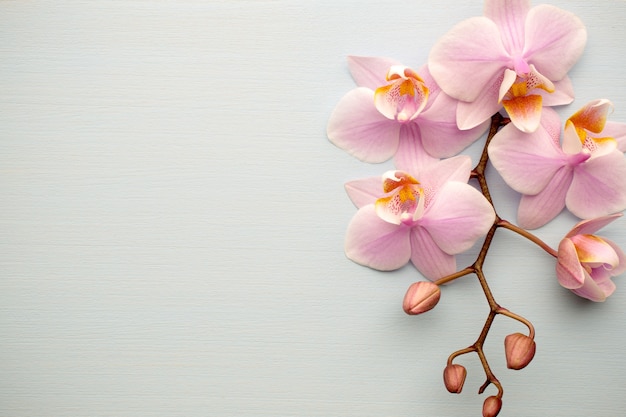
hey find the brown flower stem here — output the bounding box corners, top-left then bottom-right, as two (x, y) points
(471, 112), (505, 206)
(441, 114), (534, 401)
(433, 114), (541, 404)
(497, 307), (536, 339)
(433, 266), (475, 286)
(497, 219), (558, 258)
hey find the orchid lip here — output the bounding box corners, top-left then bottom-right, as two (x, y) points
(373, 66), (429, 123)
(375, 171), (425, 225)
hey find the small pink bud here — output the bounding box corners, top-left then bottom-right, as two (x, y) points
(482, 395), (502, 417)
(443, 364), (467, 393)
(504, 332), (536, 370)
(402, 281), (440, 315)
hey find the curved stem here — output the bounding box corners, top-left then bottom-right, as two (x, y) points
(497, 307), (536, 339)
(439, 114), (538, 408)
(497, 219), (558, 258)
(433, 266), (475, 286)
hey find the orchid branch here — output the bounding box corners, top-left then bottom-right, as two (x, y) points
(435, 114), (538, 410)
(497, 219), (558, 257)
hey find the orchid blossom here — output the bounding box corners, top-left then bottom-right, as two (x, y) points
(556, 214), (626, 302)
(327, 56), (489, 168)
(343, 156), (495, 280)
(488, 100), (626, 229)
(428, 0), (586, 133)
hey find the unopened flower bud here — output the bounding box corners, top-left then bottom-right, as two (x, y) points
(482, 395), (502, 417)
(443, 364), (467, 393)
(504, 332), (536, 370)
(402, 281), (441, 315)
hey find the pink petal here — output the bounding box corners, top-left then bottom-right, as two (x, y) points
(570, 275), (608, 302)
(569, 234), (620, 268)
(568, 99), (612, 134)
(556, 238), (586, 289)
(484, 0), (531, 55)
(566, 151), (626, 219)
(409, 227), (456, 281)
(420, 182), (495, 254)
(429, 17), (509, 102)
(344, 177), (382, 209)
(373, 67), (429, 122)
(455, 78), (503, 130)
(502, 94), (543, 133)
(592, 278), (616, 298)
(419, 155), (472, 190)
(523, 5), (587, 81)
(602, 121), (626, 153)
(540, 76), (575, 106)
(567, 213), (623, 237)
(393, 124), (439, 174)
(605, 237), (626, 276)
(417, 86), (490, 157)
(517, 166), (573, 229)
(345, 205), (412, 271)
(327, 87), (401, 163)
(347, 56), (400, 90)
(488, 110), (566, 194)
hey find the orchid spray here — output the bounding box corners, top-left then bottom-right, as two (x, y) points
(327, 1), (626, 416)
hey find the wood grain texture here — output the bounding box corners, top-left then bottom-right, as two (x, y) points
(1, 1), (625, 416)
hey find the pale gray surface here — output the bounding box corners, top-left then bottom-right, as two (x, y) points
(1, 1), (626, 416)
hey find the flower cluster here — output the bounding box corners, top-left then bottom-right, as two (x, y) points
(326, 1), (626, 415)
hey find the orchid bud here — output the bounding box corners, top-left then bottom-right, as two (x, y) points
(402, 281), (441, 315)
(443, 364), (467, 393)
(504, 332), (536, 370)
(482, 395), (502, 417)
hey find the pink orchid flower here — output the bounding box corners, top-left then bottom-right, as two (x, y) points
(428, 0), (586, 133)
(327, 56), (489, 168)
(343, 156), (495, 280)
(488, 100), (626, 229)
(556, 214), (626, 302)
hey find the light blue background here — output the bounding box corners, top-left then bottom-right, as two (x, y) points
(1, 1), (625, 416)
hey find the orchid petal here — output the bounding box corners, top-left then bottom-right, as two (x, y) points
(420, 155), (472, 191)
(484, 0), (531, 55)
(569, 234), (619, 268)
(517, 166), (573, 229)
(523, 5), (587, 81)
(566, 150), (626, 219)
(562, 120), (583, 155)
(409, 227), (456, 281)
(418, 84), (490, 156)
(347, 56), (400, 90)
(502, 94), (543, 133)
(393, 124), (439, 173)
(603, 121), (626, 153)
(568, 99), (613, 134)
(429, 17), (509, 102)
(374, 68), (429, 122)
(589, 277), (616, 299)
(327, 87), (401, 163)
(344, 177), (382, 209)
(488, 110), (565, 194)
(420, 182), (495, 254)
(570, 274), (608, 302)
(420, 113), (490, 157)
(556, 238), (586, 289)
(375, 171), (422, 225)
(568, 214), (623, 239)
(345, 205), (411, 271)
(455, 85), (503, 131)
(540, 76), (575, 106)
(498, 69), (518, 102)
(605, 237), (626, 276)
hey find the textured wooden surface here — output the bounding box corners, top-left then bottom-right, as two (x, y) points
(1, 1), (626, 416)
